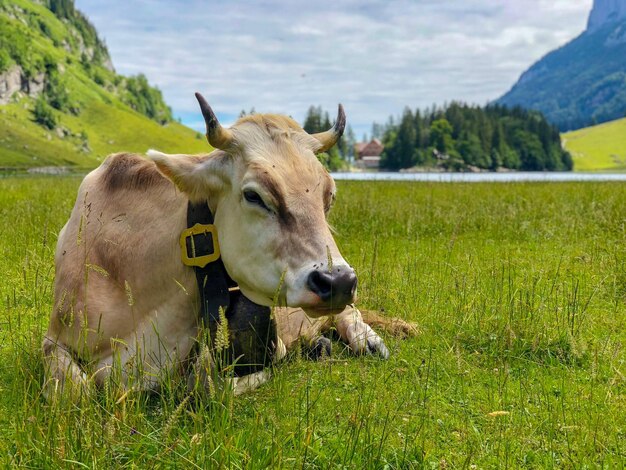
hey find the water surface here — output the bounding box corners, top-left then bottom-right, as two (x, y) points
(331, 172), (626, 183)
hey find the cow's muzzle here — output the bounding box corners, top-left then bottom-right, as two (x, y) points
(306, 266), (357, 309)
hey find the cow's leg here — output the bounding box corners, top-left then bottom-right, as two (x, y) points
(275, 305), (418, 360)
(274, 307), (332, 359)
(333, 305), (390, 359)
(230, 370), (272, 395)
(187, 344), (272, 397)
(42, 336), (90, 401)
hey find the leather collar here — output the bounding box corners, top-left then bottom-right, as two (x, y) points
(183, 201), (237, 326)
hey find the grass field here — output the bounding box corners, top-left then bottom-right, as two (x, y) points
(0, 98), (210, 169)
(563, 117), (626, 172)
(1, 176), (625, 468)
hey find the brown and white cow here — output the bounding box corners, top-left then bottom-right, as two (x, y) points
(43, 94), (413, 397)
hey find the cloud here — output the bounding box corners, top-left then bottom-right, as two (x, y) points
(75, 0), (593, 137)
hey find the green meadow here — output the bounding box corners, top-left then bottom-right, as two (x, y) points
(0, 99), (209, 169)
(563, 117), (626, 172)
(1, 176), (625, 468)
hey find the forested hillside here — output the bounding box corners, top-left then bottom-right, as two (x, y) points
(379, 103), (572, 172)
(0, 0), (208, 169)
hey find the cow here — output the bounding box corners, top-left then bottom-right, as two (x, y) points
(42, 93), (415, 398)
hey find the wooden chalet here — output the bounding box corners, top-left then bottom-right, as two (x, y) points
(354, 138), (384, 168)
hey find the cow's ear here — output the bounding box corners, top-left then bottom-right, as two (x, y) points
(147, 150), (230, 202)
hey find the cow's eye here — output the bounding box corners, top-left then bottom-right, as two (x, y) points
(243, 190), (270, 211)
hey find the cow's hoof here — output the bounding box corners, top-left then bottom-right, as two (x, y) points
(366, 336), (390, 360)
(307, 336), (332, 360)
(346, 322), (390, 359)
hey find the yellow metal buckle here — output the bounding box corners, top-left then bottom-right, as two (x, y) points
(180, 223), (221, 268)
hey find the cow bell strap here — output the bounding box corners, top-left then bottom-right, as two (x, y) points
(182, 201), (236, 326)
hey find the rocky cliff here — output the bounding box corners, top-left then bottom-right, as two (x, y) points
(588, 0), (626, 32)
(0, 66), (45, 105)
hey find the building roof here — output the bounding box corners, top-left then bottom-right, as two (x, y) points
(355, 142), (368, 153)
(355, 138), (384, 158)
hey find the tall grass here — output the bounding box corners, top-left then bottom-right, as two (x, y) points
(1, 177), (625, 467)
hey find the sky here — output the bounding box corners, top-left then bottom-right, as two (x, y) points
(75, 0), (593, 139)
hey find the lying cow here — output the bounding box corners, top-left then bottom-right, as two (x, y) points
(43, 94), (414, 397)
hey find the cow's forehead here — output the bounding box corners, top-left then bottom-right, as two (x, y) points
(245, 159), (334, 196)
(232, 115), (322, 158)
(230, 114), (332, 190)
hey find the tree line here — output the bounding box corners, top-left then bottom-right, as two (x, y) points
(297, 106), (355, 170)
(379, 103), (573, 171)
(300, 102), (572, 172)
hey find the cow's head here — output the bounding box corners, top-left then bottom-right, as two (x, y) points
(148, 93), (356, 317)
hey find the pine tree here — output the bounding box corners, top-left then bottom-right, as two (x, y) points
(381, 108), (416, 170)
(303, 106), (323, 134)
(429, 119), (454, 154)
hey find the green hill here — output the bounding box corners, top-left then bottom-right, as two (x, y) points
(0, 0), (209, 169)
(496, 0), (626, 131)
(562, 117), (626, 171)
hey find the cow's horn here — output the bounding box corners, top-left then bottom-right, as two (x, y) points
(195, 92), (234, 150)
(311, 104), (346, 152)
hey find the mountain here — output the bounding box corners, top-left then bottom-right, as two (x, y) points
(588, 0), (626, 32)
(496, 0), (626, 131)
(562, 116), (626, 171)
(0, 0), (208, 169)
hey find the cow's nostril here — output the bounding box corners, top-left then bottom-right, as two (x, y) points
(307, 270), (333, 301)
(307, 269), (358, 306)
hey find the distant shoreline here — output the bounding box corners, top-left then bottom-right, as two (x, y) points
(331, 171), (626, 182)
(2, 167), (625, 183)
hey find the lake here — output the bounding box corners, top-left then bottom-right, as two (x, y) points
(331, 171), (626, 182)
